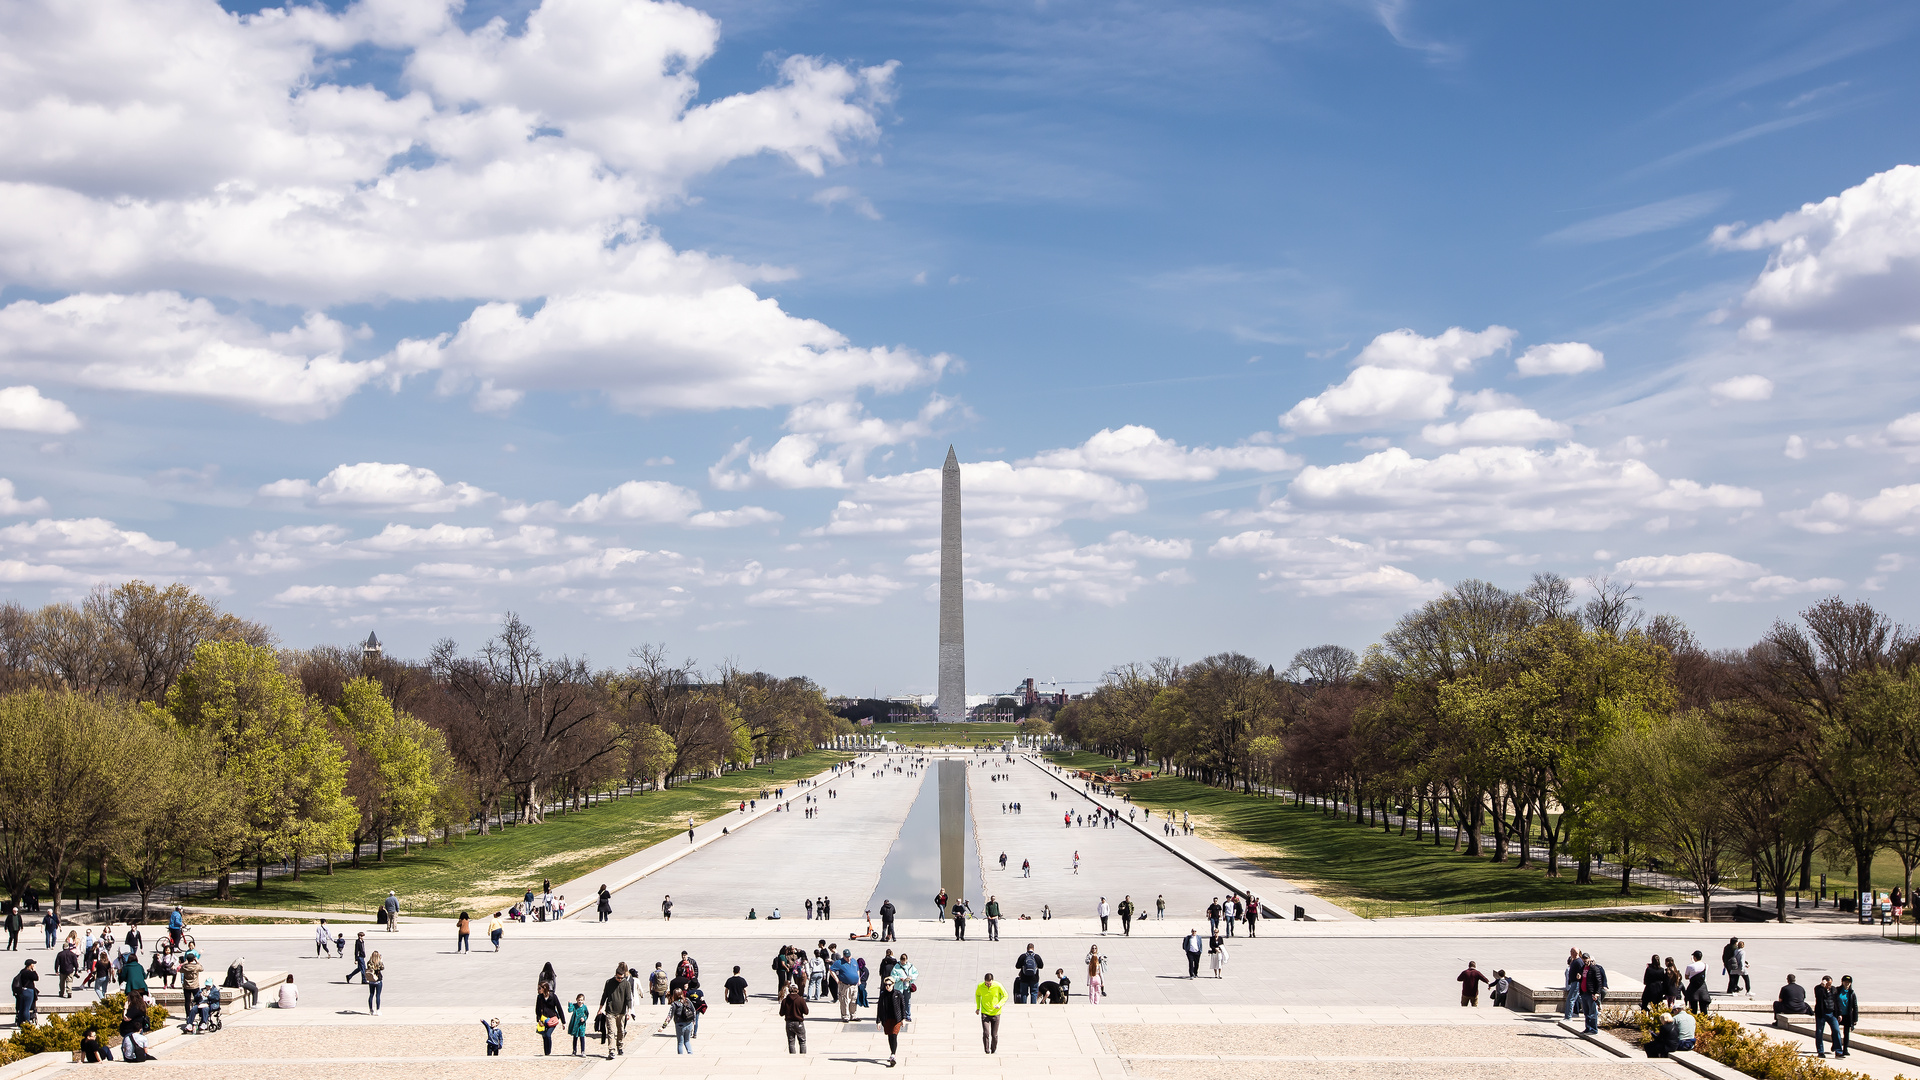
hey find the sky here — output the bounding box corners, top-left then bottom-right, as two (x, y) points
(2, 0), (1918, 697)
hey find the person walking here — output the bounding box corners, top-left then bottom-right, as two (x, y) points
(1085, 947), (1104, 1003)
(1013, 944), (1044, 1004)
(780, 981), (810, 1054)
(313, 920), (332, 957)
(365, 950), (384, 1014)
(895, 954), (918, 1022)
(1562, 949), (1584, 1020)
(41, 908), (58, 951)
(833, 951), (860, 1021)
(662, 895), (674, 920)
(1736, 940), (1751, 995)
(1208, 933), (1228, 978)
(1662, 957), (1683, 1008)
(952, 903), (968, 940)
(488, 911), (504, 951)
(1246, 897), (1260, 937)
(535, 981), (564, 1054)
(1721, 936), (1741, 996)
(347, 932), (368, 983)
(383, 891), (400, 932)
(4, 907), (22, 951)
(1097, 897), (1110, 935)
(985, 897), (1001, 941)
(1457, 961), (1489, 1006)
(1182, 929), (1204, 978)
(456, 912), (471, 953)
(876, 975), (906, 1067)
(1156, 895), (1166, 920)
(934, 889), (949, 921)
(1118, 896), (1135, 936)
(599, 962), (637, 1059)
(650, 962), (672, 1004)
(975, 973), (1007, 1054)
(597, 885), (612, 922)
(568, 994), (591, 1056)
(879, 899), (897, 941)
(1022, 859), (1031, 878)
(54, 939), (78, 998)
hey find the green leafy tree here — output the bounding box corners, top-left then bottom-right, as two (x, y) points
(166, 640), (359, 895)
(115, 717), (243, 922)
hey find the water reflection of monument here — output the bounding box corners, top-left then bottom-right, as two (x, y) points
(939, 759), (966, 903)
(866, 759), (982, 911)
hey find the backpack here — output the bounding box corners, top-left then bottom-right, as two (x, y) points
(1020, 954), (1040, 979)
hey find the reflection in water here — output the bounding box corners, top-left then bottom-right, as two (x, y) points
(867, 765), (982, 916)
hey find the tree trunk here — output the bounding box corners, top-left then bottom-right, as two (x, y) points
(1464, 799), (1481, 856)
(351, 830), (363, 869)
(217, 872), (231, 901)
(1798, 840), (1814, 890)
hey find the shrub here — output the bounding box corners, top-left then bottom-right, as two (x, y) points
(3, 994), (171, 1058)
(1597, 1003), (1896, 1080)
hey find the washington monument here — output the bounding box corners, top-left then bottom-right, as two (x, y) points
(938, 446), (965, 721)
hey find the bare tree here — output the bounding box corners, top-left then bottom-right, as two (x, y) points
(1287, 644), (1358, 687)
(1582, 576), (1642, 637)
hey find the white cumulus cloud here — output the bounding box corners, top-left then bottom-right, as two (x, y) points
(0, 479), (50, 516)
(1022, 425), (1300, 480)
(1709, 374), (1774, 403)
(1515, 341), (1604, 376)
(0, 385), (80, 433)
(1281, 326), (1514, 434)
(1712, 163), (1920, 330)
(1421, 408), (1569, 446)
(260, 462), (495, 513)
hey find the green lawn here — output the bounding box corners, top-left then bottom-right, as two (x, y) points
(870, 722), (1022, 746)
(1048, 750), (1679, 918)
(188, 752), (852, 919)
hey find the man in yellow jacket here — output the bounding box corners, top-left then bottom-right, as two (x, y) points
(975, 973), (1008, 1054)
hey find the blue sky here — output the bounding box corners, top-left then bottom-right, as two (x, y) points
(2, 0), (1918, 695)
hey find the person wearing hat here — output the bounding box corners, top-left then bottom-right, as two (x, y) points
(876, 974), (907, 1067)
(10, 958), (38, 1024)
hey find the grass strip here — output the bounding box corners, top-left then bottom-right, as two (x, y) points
(189, 751), (852, 918)
(1048, 750), (1678, 918)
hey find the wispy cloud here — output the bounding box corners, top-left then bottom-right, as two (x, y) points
(1544, 192), (1730, 245)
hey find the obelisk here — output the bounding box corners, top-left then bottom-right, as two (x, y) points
(938, 446), (965, 721)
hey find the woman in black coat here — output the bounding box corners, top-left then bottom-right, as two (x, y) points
(1640, 955), (1665, 1010)
(875, 975), (907, 1068)
(535, 982), (565, 1056)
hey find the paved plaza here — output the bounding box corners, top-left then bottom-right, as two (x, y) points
(11, 750), (1920, 1080)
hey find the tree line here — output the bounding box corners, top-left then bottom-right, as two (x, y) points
(0, 582), (849, 915)
(1054, 574), (1920, 921)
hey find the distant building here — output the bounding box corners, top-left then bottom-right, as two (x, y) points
(362, 631), (383, 662)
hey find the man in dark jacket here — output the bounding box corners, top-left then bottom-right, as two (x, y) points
(600, 962), (637, 1059)
(1117, 897), (1135, 936)
(1575, 952), (1608, 1034)
(779, 983), (809, 1053)
(1012, 945), (1044, 1004)
(1773, 973), (1811, 1019)
(879, 900), (897, 941)
(1836, 975), (1859, 1058)
(54, 942), (79, 998)
(1813, 975), (1842, 1057)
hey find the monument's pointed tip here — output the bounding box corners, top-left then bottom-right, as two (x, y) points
(945, 445), (958, 465)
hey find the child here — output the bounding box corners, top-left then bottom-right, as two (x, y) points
(568, 994), (591, 1056)
(482, 1017), (504, 1056)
